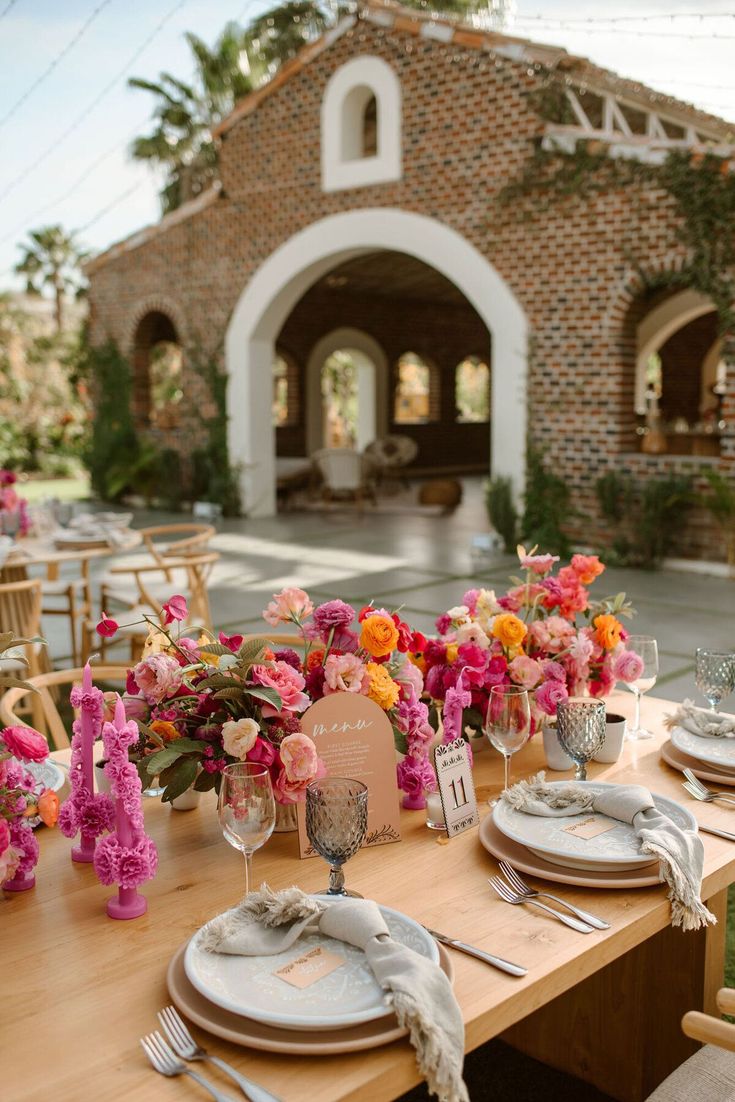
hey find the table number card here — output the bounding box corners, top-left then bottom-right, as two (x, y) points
(296, 692), (402, 858)
(435, 737), (479, 837)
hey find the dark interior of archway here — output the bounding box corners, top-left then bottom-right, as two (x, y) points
(132, 310), (179, 422)
(275, 249), (492, 472)
(658, 309), (718, 423)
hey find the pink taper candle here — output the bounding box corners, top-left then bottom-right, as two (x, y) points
(71, 662), (96, 863)
(106, 696), (147, 919)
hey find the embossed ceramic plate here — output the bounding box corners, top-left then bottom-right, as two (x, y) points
(184, 901), (439, 1031)
(661, 739), (735, 787)
(169, 940), (453, 1054)
(26, 759), (65, 792)
(671, 725), (735, 773)
(492, 781), (697, 872)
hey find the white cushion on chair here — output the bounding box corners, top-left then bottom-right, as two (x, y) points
(646, 1046), (735, 1101)
(41, 577), (87, 597)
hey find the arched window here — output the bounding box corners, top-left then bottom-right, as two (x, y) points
(132, 310), (182, 429)
(321, 56), (401, 192)
(455, 356), (490, 423)
(394, 352), (434, 424)
(321, 350), (359, 448)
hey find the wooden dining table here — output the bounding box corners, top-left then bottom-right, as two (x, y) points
(3, 692), (733, 1102)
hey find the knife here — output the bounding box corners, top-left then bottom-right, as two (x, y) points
(425, 928), (527, 977)
(699, 824), (735, 843)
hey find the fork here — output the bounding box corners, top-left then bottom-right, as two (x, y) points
(140, 1031), (236, 1102)
(488, 876), (595, 933)
(682, 769), (735, 806)
(159, 1006), (283, 1102)
(498, 861), (611, 930)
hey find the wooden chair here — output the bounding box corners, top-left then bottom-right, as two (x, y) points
(0, 665), (128, 750)
(311, 448), (377, 510)
(40, 559), (92, 666)
(99, 523), (215, 616)
(645, 988), (735, 1100)
(0, 577), (45, 675)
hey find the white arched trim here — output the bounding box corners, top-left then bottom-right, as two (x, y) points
(226, 208), (528, 516)
(636, 289), (714, 414)
(305, 328), (389, 453)
(321, 56), (401, 192)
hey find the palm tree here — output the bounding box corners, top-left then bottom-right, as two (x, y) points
(14, 226), (86, 332)
(131, 0), (513, 212)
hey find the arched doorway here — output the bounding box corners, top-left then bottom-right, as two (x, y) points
(131, 310), (183, 429)
(226, 209), (528, 516)
(305, 327), (389, 453)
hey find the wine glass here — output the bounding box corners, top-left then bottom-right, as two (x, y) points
(305, 777), (368, 897)
(556, 698), (606, 781)
(695, 648), (735, 712)
(485, 685), (531, 793)
(218, 763), (276, 898)
(1, 510), (20, 540)
(623, 635), (659, 740)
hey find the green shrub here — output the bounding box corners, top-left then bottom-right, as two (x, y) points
(485, 476), (518, 553)
(521, 447), (571, 556)
(82, 339), (140, 501)
(595, 469), (692, 569)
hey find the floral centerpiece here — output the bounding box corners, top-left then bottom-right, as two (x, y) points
(424, 547), (642, 741)
(0, 724), (59, 890)
(0, 469), (30, 537)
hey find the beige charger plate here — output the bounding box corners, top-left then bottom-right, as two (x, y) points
(479, 815), (663, 890)
(661, 739), (735, 787)
(167, 940), (453, 1055)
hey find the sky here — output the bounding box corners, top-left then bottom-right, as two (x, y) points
(0, 0), (734, 291)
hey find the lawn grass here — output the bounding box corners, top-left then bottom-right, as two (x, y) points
(20, 474), (90, 503)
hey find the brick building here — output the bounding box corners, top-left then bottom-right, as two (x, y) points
(86, 2), (735, 559)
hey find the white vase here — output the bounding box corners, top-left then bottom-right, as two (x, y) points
(593, 712), (627, 763)
(274, 801), (298, 832)
(170, 787), (202, 811)
(542, 722), (574, 771)
(94, 763), (111, 794)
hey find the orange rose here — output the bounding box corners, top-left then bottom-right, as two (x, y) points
(359, 614), (400, 658)
(150, 719), (179, 742)
(571, 554), (605, 586)
(38, 789), (59, 828)
(593, 613), (622, 650)
(491, 613), (528, 650)
(366, 662), (400, 710)
(306, 647), (325, 672)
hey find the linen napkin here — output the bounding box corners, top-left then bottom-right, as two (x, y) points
(664, 699), (735, 739)
(199, 885), (468, 1102)
(502, 773), (715, 931)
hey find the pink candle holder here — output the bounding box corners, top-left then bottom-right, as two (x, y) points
(58, 663), (114, 861)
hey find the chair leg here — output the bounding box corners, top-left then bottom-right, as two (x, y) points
(67, 586), (79, 666)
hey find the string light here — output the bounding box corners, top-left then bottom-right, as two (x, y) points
(0, 0), (114, 132)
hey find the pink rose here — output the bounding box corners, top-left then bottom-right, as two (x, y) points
(251, 661), (309, 718)
(0, 843), (21, 885)
(534, 679), (569, 716)
(263, 587), (313, 627)
(519, 552), (559, 576)
(613, 649), (645, 684)
(279, 732), (322, 784)
(323, 653), (368, 695)
(0, 818), (10, 856)
(133, 653), (183, 704)
(1, 725), (48, 763)
(246, 737), (277, 767)
(122, 693), (149, 721)
(509, 655), (543, 690)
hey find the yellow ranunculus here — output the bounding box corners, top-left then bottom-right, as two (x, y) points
(150, 719), (179, 742)
(445, 643), (459, 665)
(359, 614), (400, 658)
(366, 662), (400, 710)
(593, 613), (622, 650)
(491, 613), (528, 650)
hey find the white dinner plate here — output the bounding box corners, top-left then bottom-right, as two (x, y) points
(26, 759), (65, 793)
(492, 781), (697, 872)
(184, 900), (439, 1032)
(671, 725), (735, 773)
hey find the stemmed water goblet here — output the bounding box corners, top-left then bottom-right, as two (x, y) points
(305, 777), (368, 897)
(556, 698), (606, 781)
(695, 648), (735, 713)
(622, 635), (659, 740)
(218, 763), (276, 898)
(485, 685), (531, 794)
(1, 510), (20, 541)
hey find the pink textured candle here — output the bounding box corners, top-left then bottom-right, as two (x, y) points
(71, 662), (96, 863)
(106, 696), (147, 919)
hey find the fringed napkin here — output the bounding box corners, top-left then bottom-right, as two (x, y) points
(200, 886), (468, 1102)
(503, 773), (715, 931)
(664, 699), (735, 739)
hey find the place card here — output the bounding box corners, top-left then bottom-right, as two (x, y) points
(563, 816), (617, 840)
(435, 737), (479, 837)
(296, 692), (402, 858)
(274, 946), (346, 989)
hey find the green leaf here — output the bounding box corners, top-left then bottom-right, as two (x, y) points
(193, 642), (232, 657)
(167, 737), (207, 753)
(194, 769), (217, 792)
(145, 746), (184, 775)
(136, 720), (166, 748)
(213, 686), (247, 701)
(392, 726), (408, 756)
(237, 638), (270, 663)
(244, 685), (282, 709)
(161, 757), (200, 802)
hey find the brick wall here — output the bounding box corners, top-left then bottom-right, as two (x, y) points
(86, 14), (734, 560)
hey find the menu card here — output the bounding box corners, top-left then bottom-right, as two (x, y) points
(296, 692), (402, 858)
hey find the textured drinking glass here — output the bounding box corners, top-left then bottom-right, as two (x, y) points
(1, 510), (20, 540)
(218, 763), (276, 898)
(623, 635), (659, 740)
(305, 777), (368, 897)
(485, 685), (531, 793)
(695, 648), (735, 712)
(556, 698), (606, 781)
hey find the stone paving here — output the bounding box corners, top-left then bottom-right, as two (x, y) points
(43, 479), (734, 710)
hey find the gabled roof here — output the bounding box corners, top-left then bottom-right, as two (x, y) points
(213, 0), (733, 142)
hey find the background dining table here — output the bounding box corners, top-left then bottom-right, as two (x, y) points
(2, 692), (733, 1102)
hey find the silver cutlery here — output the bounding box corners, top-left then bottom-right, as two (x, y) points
(141, 1031), (236, 1102)
(159, 1005), (283, 1102)
(488, 876), (595, 933)
(682, 770), (735, 807)
(498, 860), (611, 931)
(699, 823), (735, 843)
(425, 927), (527, 977)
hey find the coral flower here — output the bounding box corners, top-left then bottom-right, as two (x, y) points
(593, 613), (623, 650)
(571, 554), (606, 586)
(38, 789), (59, 828)
(149, 719), (179, 742)
(263, 587), (313, 627)
(359, 613), (400, 657)
(491, 613), (528, 650)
